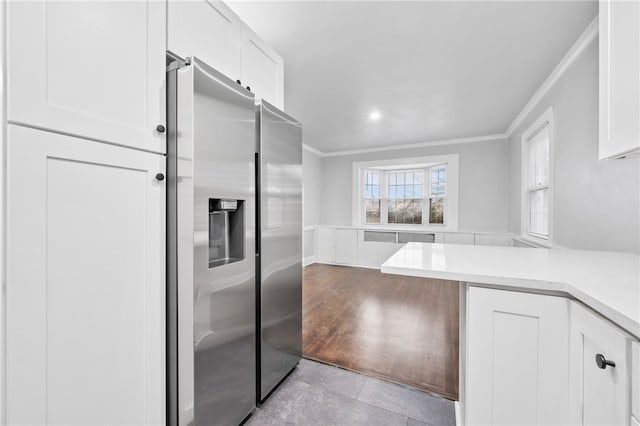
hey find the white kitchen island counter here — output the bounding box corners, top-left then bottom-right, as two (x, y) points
(381, 242), (640, 338)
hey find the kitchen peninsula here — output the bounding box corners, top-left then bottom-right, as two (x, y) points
(382, 242), (640, 426)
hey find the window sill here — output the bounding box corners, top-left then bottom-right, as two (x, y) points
(517, 234), (553, 249)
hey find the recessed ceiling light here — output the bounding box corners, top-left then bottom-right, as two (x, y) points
(369, 111), (381, 121)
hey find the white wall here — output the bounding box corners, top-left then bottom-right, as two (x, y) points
(508, 40), (640, 253)
(320, 139), (510, 232)
(303, 148), (323, 227)
(303, 148), (323, 259)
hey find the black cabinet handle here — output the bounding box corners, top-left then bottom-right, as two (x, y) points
(156, 124), (166, 133)
(155, 173), (165, 181)
(246, 86), (251, 92)
(595, 353), (615, 369)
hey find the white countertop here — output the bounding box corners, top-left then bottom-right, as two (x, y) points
(381, 243), (640, 338)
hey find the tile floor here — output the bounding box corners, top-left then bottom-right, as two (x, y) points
(245, 358), (456, 426)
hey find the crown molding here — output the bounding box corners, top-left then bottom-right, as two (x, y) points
(302, 143), (324, 156)
(305, 133), (507, 158)
(505, 16), (599, 137)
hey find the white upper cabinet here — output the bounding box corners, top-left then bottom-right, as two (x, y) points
(168, 0), (285, 110)
(168, 0), (241, 78)
(599, 0), (640, 159)
(6, 1), (167, 154)
(240, 27), (285, 109)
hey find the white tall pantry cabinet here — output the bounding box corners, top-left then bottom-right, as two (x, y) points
(2, 0), (286, 423)
(4, 1), (168, 424)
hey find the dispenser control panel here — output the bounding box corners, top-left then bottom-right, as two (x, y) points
(210, 199), (238, 212)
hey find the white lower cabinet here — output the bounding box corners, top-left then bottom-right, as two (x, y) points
(6, 125), (166, 425)
(474, 234), (513, 247)
(335, 229), (358, 265)
(315, 228), (336, 263)
(466, 286), (637, 426)
(633, 342), (640, 425)
(443, 232), (475, 245)
(466, 287), (570, 425)
(569, 302), (632, 426)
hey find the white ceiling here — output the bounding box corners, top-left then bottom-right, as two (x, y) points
(228, 1), (598, 153)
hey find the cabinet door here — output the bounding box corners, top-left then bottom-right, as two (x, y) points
(7, 1), (166, 153)
(599, 0), (640, 159)
(466, 287), (570, 425)
(358, 231), (382, 268)
(569, 302), (631, 426)
(443, 233), (475, 245)
(6, 125), (165, 425)
(240, 27), (285, 110)
(316, 228), (336, 263)
(168, 0), (241, 79)
(633, 342), (640, 422)
(335, 229), (358, 265)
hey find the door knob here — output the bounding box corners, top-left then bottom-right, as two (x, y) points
(595, 353), (615, 369)
(156, 124), (166, 133)
(155, 173), (165, 181)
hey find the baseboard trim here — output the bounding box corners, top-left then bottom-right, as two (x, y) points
(303, 255), (316, 266)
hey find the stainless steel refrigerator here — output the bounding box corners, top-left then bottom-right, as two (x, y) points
(167, 57), (256, 426)
(255, 101), (303, 401)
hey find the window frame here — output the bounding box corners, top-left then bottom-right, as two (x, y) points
(521, 107), (554, 244)
(352, 154), (459, 231)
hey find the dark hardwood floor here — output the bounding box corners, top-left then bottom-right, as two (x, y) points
(303, 263), (459, 400)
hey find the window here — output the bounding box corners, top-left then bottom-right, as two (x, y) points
(356, 156), (458, 228)
(387, 170), (423, 224)
(522, 109), (553, 241)
(363, 170), (381, 223)
(428, 166), (446, 224)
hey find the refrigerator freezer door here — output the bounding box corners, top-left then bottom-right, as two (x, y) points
(258, 101), (303, 400)
(173, 57), (256, 426)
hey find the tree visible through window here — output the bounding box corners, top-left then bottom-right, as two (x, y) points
(388, 171), (423, 224)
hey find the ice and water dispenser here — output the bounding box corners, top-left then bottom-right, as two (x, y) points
(209, 198), (245, 268)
